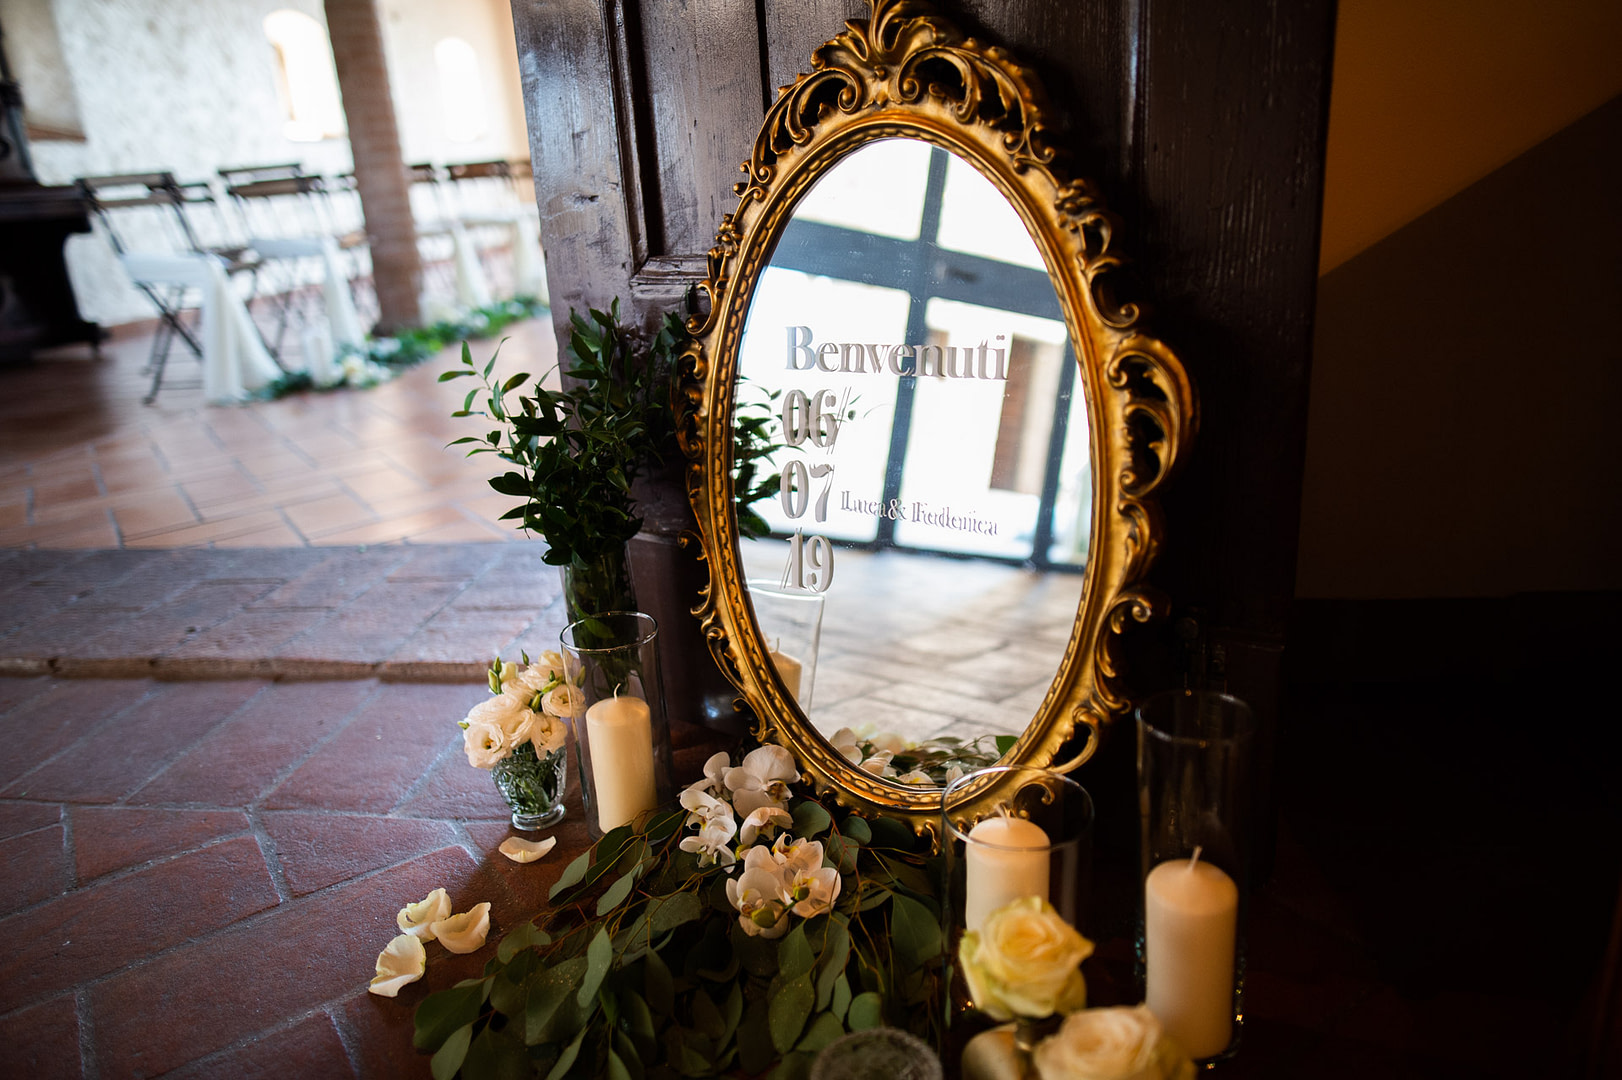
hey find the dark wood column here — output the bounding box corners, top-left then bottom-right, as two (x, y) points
(324, 0), (421, 333)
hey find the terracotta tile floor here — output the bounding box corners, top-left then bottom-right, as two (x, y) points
(0, 318), (558, 550)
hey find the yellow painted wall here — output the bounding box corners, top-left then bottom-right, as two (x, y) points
(1318, 0), (1622, 274)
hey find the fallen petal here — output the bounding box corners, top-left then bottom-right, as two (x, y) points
(369, 933), (427, 997)
(397, 887), (452, 940)
(498, 836), (557, 863)
(431, 902), (492, 954)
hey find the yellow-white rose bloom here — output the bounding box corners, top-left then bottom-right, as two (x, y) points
(959, 896), (1093, 1021)
(1032, 1005), (1195, 1080)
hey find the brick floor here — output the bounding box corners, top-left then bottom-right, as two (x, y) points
(0, 320), (557, 551)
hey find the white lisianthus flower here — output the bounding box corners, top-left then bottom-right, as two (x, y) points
(1032, 1005), (1195, 1080)
(541, 684), (583, 720)
(725, 847), (791, 939)
(498, 836), (557, 863)
(369, 933), (427, 996)
(468, 693), (532, 742)
(462, 716), (509, 769)
(959, 896), (1093, 1021)
(739, 806), (792, 847)
(514, 708), (566, 754)
(787, 863), (842, 918)
(397, 888), (452, 939)
(430, 902), (492, 954)
(725, 745), (799, 817)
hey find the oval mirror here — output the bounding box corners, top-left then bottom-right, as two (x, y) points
(677, 0), (1196, 833)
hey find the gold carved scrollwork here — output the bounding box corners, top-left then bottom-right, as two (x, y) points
(675, 0), (1196, 834)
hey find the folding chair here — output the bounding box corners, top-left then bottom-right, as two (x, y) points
(444, 160), (547, 302)
(77, 172), (273, 402)
(408, 162), (490, 314)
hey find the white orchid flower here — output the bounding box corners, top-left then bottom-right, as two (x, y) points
(859, 749), (897, 778)
(498, 836), (557, 863)
(829, 728), (865, 764)
(683, 751), (733, 799)
(898, 769), (935, 786)
(429, 902), (491, 954)
(725, 745), (799, 817)
(679, 786), (734, 829)
(739, 806), (792, 847)
(726, 852), (791, 939)
(679, 816), (739, 869)
(788, 864), (842, 918)
(772, 834), (824, 877)
(369, 933), (427, 996)
(397, 888), (452, 939)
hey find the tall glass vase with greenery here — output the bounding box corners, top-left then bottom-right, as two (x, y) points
(443, 301), (681, 622)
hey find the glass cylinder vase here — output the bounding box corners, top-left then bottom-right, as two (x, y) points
(561, 546), (637, 627)
(559, 611), (675, 839)
(491, 739), (568, 830)
(942, 766), (1095, 1027)
(746, 578), (825, 710)
(1136, 690), (1256, 1065)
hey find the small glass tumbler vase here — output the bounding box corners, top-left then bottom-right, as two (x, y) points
(491, 741), (568, 830)
(942, 766), (1094, 1020)
(1136, 690), (1257, 1065)
(747, 579), (825, 710)
(560, 611), (675, 839)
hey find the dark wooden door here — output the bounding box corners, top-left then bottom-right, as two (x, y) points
(509, 0), (1336, 842)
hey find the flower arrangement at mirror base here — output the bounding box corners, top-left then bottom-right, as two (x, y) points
(832, 727), (1016, 787)
(460, 653), (575, 830)
(955, 896), (1195, 1080)
(410, 744), (948, 1079)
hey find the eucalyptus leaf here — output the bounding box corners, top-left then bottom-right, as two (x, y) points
(890, 891), (943, 967)
(647, 890), (702, 932)
(720, 981), (744, 1049)
(607, 1047), (635, 1080)
(430, 1022), (473, 1080)
(791, 800), (832, 839)
(543, 1024), (588, 1080)
(612, 1031), (645, 1080)
(846, 991), (884, 1031)
(768, 973), (814, 1054)
(814, 917), (850, 1011)
(526, 957), (587, 1045)
(766, 1051), (813, 1080)
(644, 945), (675, 1015)
(738, 998), (774, 1075)
(414, 981), (488, 1051)
(868, 815), (915, 850)
(621, 988), (657, 1060)
(578, 927), (613, 1008)
(462, 1024), (532, 1080)
(690, 987), (726, 1040)
(831, 973), (852, 1021)
(597, 864), (640, 916)
(777, 922), (815, 981)
(496, 920), (551, 964)
(840, 815), (872, 845)
(793, 1012), (845, 1054)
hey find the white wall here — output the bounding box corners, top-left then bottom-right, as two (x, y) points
(16, 0), (527, 326)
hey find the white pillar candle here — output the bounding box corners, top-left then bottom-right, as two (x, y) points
(964, 813), (1050, 932)
(584, 693), (658, 832)
(1144, 853), (1239, 1059)
(768, 648), (803, 702)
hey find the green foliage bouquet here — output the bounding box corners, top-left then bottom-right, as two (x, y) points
(412, 747), (947, 1079)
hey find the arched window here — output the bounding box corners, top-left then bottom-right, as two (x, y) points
(264, 10), (345, 142)
(434, 37), (488, 142)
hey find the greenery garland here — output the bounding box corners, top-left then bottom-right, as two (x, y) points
(412, 752), (947, 1080)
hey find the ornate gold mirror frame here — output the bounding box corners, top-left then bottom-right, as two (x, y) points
(676, 0), (1195, 834)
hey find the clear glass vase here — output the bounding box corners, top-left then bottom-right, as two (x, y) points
(562, 546), (637, 627)
(490, 739), (568, 830)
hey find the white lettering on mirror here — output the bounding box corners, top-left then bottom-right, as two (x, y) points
(787, 325), (1008, 381)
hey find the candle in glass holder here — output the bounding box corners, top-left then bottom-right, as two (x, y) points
(769, 647), (803, 701)
(585, 692), (658, 831)
(964, 813), (1049, 931)
(1144, 852), (1239, 1059)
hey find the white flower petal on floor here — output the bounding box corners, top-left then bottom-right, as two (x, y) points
(430, 902), (492, 953)
(397, 887), (452, 939)
(498, 836), (557, 863)
(369, 933), (427, 997)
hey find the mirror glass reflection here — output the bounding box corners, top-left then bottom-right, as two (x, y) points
(732, 139), (1091, 787)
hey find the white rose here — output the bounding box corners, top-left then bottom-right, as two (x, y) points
(1032, 1006), (1194, 1080)
(958, 896), (1092, 1021)
(462, 716), (508, 769)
